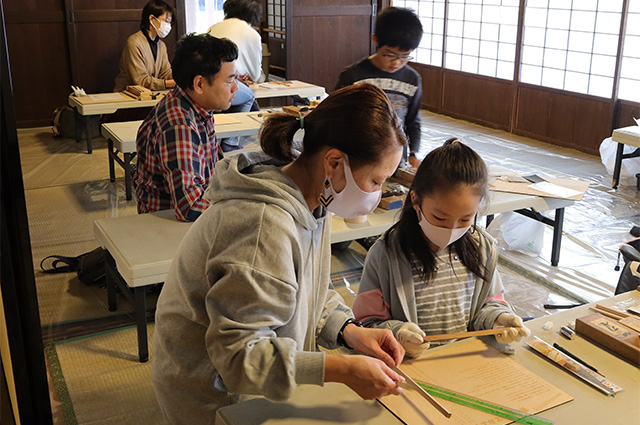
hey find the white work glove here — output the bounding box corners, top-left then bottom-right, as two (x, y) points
(396, 322), (430, 358)
(493, 313), (531, 343)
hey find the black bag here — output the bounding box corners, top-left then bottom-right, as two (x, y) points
(51, 106), (101, 140)
(615, 238), (640, 294)
(40, 247), (106, 285)
(616, 260), (640, 294)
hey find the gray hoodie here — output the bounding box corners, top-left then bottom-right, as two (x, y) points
(152, 152), (352, 424)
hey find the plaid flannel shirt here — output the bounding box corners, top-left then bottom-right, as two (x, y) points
(135, 86), (218, 222)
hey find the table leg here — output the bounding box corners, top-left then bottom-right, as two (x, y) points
(485, 214), (495, 227)
(108, 139), (116, 182)
(135, 287), (149, 363)
(74, 108), (82, 145)
(514, 208), (563, 267)
(612, 142), (624, 189)
(124, 152), (133, 201)
(550, 208), (565, 267)
(85, 115), (92, 154)
(105, 251), (118, 312)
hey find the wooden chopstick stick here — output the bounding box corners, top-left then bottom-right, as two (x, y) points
(422, 328), (518, 343)
(595, 304), (630, 319)
(392, 366), (452, 418)
(589, 306), (625, 320)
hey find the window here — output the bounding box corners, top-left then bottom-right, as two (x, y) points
(520, 0), (623, 98)
(184, 0), (224, 34)
(394, 0), (446, 66)
(444, 0), (519, 80)
(267, 0), (286, 39)
(618, 0), (640, 102)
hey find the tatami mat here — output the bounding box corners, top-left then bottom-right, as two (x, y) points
(26, 182), (136, 250)
(47, 325), (167, 425)
(19, 129), (116, 190)
(43, 264), (566, 425)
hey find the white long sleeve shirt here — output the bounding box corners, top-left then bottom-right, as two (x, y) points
(208, 18), (264, 83)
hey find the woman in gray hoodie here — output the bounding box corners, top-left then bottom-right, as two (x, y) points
(153, 84), (409, 423)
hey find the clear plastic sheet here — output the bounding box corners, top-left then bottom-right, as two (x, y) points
(414, 111), (640, 303)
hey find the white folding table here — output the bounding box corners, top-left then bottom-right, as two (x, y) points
(215, 291), (640, 425)
(333, 190), (573, 266)
(94, 190), (574, 362)
(71, 80), (325, 154)
(69, 91), (166, 154)
(100, 111), (266, 200)
(249, 80), (326, 100)
(611, 125), (640, 189)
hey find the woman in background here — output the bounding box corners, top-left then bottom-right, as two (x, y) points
(113, 0), (176, 92)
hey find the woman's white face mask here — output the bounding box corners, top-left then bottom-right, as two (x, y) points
(320, 155), (382, 219)
(151, 16), (172, 38)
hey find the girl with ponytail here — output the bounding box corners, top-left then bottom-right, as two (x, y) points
(353, 139), (531, 359)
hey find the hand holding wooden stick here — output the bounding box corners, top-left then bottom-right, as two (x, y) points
(421, 328), (521, 343)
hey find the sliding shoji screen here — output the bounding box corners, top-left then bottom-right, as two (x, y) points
(393, 0), (446, 66)
(618, 0), (640, 102)
(266, 0), (286, 39)
(444, 0), (520, 79)
(520, 0), (624, 98)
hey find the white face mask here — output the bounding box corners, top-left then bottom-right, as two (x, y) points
(417, 207), (471, 251)
(151, 17), (172, 38)
(320, 155), (381, 219)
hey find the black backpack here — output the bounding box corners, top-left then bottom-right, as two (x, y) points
(40, 247), (106, 285)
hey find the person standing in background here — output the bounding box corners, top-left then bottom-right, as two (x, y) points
(113, 0), (176, 92)
(208, 0), (263, 151)
(336, 7), (423, 168)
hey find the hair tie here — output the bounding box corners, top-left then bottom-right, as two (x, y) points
(291, 128), (305, 158)
(296, 112), (304, 129)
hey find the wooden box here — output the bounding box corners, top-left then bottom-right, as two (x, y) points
(125, 85), (155, 100)
(379, 195), (404, 210)
(575, 313), (640, 366)
(282, 105), (315, 116)
(390, 168), (416, 188)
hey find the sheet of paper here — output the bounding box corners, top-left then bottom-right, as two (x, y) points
(528, 181), (582, 198)
(258, 81), (293, 90)
(88, 93), (128, 102)
(379, 339), (573, 425)
(490, 176), (589, 200)
(213, 114), (241, 125)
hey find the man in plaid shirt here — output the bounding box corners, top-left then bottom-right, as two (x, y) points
(135, 33), (239, 221)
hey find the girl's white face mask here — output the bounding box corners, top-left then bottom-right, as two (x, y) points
(152, 16), (172, 38)
(320, 155), (381, 219)
(417, 207), (471, 251)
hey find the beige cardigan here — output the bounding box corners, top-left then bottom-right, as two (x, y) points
(113, 30), (172, 92)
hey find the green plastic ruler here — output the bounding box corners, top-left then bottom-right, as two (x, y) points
(415, 381), (554, 425)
